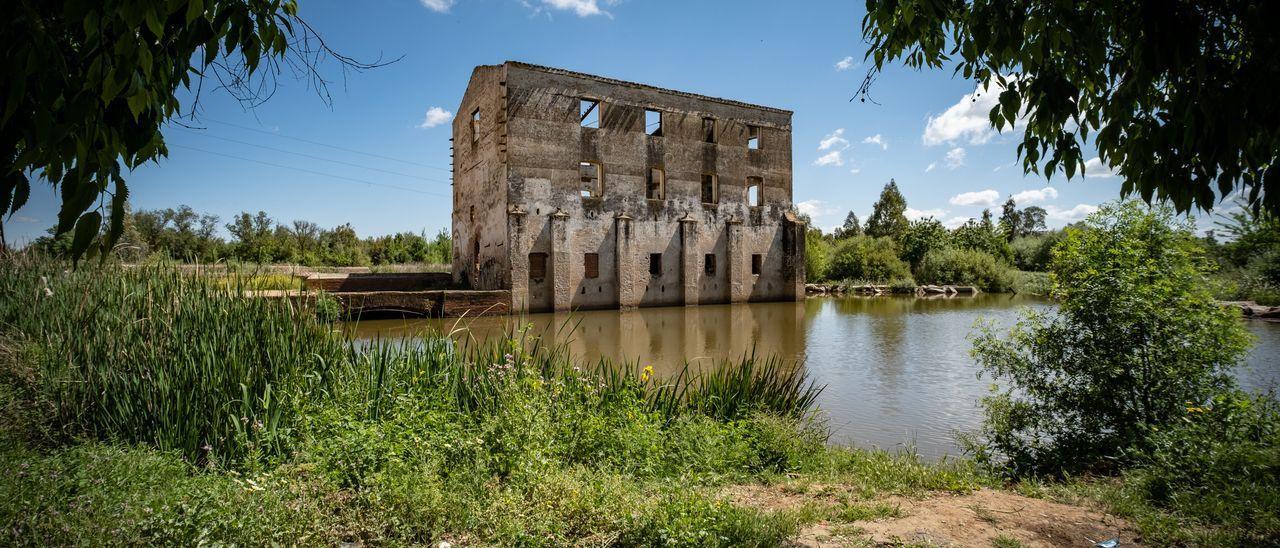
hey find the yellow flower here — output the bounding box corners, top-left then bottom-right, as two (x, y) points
(640, 365), (654, 382)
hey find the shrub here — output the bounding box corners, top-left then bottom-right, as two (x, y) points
(1128, 392), (1280, 542)
(1010, 231), (1064, 271)
(952, 216), (1014, 264)
(804, 229), (833, 281)
(916, 248), (1015, 292)
(1010, 270), (1051, 296)
(826, 236), (911, 282)
(969, 202), (1252, 475)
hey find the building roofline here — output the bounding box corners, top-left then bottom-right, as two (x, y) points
(504, 61), (793, 115)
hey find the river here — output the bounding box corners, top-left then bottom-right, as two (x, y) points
(347, 295), (1280, 460)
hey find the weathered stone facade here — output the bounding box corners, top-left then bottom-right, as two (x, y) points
(452, 62), (805, 312)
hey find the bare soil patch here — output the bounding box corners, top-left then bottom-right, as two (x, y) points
(724, 484), (1140, 547)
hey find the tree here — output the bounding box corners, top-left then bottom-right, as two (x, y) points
(864, 179), (909, 240)
(1, 1), (390, 261)
(999, 198), (1020, 242)
(860, 1), (1280, 217)
(899, 217), (950, 271)
(1020, 207), (1047, 236)
(836, 211), (863, 239)
(953, 212), (1013, 264)
(970, 202), (1251, 474)
(226, 211), (277, 262)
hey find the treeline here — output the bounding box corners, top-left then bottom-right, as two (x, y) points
(803, 179), (1280, 303)
(32, 205), (452, 267)
(802, 179), (1063, 292)
(1202, 203), (1280, 305)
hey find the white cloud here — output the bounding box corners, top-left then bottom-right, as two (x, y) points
(528, 0), (615, 17)
(835, 56), (856, 71)
(814, 151), (844, 167)
(923, 79), (1022, 146)
(1045, 203), (1099, 222)
(1083, 157), (1119, 178)
(945, 147), (967, 169)
(949, 189), (1000, 207)
(1011, 186), (1058, 204)
(849, 166), (862, 175)
(419, 0), (454, 12)
(942, 216), (971, 229)
(862, 134), (888, 150)
(815, 129), (851, 167)
(796, 199), (839, 218)
(818, 128), (849, 151)
(925, 162), (937, 173)
(418, 106), (454, 128)
(14, 215), (37, 223)
(905, 207), (948, 220)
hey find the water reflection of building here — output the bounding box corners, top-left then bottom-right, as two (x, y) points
(393, 301), (807, 375)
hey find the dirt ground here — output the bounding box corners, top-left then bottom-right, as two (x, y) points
(724, 484), (1140, 547)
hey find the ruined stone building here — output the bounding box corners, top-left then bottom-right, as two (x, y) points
(451, 61), (805, 312)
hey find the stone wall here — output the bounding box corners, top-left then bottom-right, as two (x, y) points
(454, 62), (804, 313)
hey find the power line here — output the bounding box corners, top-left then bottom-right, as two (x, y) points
(176, 127), (452, 185)
(195, 117), (453, 173)
(170, 144), (451, 198)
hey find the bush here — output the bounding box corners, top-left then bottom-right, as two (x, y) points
(952, 216), (1014, 264)
(1010, 231), (1064, 271)
(827, 236), (911, 282)
(804, 229), (833, 281)
(1010, 270), (1052, 296)
(1128, 392), (1280, 543)
(969, 202), (1252, 475)
(916, 248), (1015, 292)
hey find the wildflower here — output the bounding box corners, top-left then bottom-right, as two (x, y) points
(640, 365), (654, 382)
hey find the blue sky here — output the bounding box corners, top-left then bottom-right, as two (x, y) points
(8, 0), (1129, 246)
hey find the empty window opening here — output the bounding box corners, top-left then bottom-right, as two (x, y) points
(580, 98), (599, 128)
(471, 108), (481, 143)
(649, 253), (663, 277)
(579, 162), (602, 198)
(747, 125), (760, 150)
(703, 117), (716, 143)
(645, 109), (663, 136)
(529, 253), (547, 280)
(584, 253), (599, 279)
(701, 173), (718, 204)
(704, 253), (717, 276)
(751, 254), (763, 276)
(473, 239), (480, 274)
(646, 167), (665, 200)
(746, 177), (762, 206)
(469, 205), (475, 222)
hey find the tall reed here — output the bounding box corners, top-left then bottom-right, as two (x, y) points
(2, 252), (824, 467)
(0, 254), (342, 464)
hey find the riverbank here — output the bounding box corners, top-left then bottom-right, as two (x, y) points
(2, 256), (1274, 545)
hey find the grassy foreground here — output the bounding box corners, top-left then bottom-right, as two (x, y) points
(3, 254), (1271, 545)
(0, 256), (988, 545)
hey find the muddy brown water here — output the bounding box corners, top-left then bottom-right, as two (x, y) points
(346, 294), (1280, 459)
